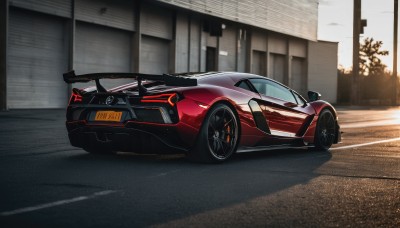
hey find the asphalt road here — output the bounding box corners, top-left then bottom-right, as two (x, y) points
(0, 107), (399, 227)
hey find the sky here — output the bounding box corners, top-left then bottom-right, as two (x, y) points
(318, 0), (395, 71)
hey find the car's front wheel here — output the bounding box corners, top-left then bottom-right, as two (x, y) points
(187, 103), (239, 163)
(314, 109), (336, 151)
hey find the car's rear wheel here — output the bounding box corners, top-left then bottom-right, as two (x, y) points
(187, 103), (239, 163)
(314, 109), (336, 151)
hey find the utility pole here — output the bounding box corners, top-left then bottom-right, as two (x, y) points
(393, 0), (398, 105)
(352, 0), (361, 105)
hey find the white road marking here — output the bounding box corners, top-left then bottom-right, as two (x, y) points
(340, 119), (400, 128)
(331, 137), (400, 150)
(0, 190), (117, 216)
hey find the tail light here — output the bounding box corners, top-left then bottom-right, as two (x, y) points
(141, 93), (179, 106)
(69, 88), (83, 105)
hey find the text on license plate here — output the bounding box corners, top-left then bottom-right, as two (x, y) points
(95, 111), (122, 122)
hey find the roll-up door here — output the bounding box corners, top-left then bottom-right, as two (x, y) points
(270, 53), (286, 84)
(291, 57), (307, 97)
(141, 36), (170, 74)
(141, 4), (172, 40)
(74, 22), (132, 90)
(252, 50), (266, 76)
(8, 8), (68, 108)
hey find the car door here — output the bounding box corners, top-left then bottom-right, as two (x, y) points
(248, 78), (313, 137)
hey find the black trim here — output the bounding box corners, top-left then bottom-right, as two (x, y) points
(235, 79), (258, 93)
(297, 114), (315, 136)
(63, 70), (198, 96)
(248, 99), (271, 134)
(66, 122), (188, 154)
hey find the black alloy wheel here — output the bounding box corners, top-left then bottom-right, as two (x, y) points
(207, 105), (238, 160)
(315, 109), (336, 151)
(188, 103), (239, 163)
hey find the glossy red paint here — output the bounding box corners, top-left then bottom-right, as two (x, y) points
(258, 95), (309, 136)
(65, 72), (340, 155)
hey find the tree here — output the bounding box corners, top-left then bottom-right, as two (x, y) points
(359, 37), (389, 76)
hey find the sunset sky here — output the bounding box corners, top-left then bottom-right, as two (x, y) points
(318, 0), (395, 71)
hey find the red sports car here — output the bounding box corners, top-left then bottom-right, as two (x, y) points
(64, 71), (341, 163)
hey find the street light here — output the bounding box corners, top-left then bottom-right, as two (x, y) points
(352, 0), (362, 105)
(393, 0), (398, 105)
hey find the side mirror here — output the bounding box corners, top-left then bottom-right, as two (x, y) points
(308, 91), (321, 102)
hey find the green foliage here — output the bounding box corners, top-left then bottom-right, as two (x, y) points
(359, 37), (389, 76)
(338, 38), (393, 104)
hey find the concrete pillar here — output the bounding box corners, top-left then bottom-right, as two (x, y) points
(67, 0), (75, 97)
(132, 1), (141, 73)
(245, 31), (252, 73)
(0, 0), (8, 110)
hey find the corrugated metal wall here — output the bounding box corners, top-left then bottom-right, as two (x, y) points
(290, 57), (307, 97)
(3, 0), (333, 109)
(156, 0), (318, 41)
(269, 35), (287, 55)
(252, 51), (266, 76)
(141, 36), (170, 74)
(9, 0), (71, 18)
(8, 8), (68, 108)
(75, 0), (135, 31)
(252, 29), (267, 52)
(270, 54), (285, 84)
(141, 3), (173, 40)
(74, 22), (132, 89)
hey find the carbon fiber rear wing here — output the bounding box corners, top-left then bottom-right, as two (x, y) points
(63, 70), (197, 95)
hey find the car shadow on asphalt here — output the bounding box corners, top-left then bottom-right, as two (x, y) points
(67, 148), (331, 166)
(64, 148), (332, 227)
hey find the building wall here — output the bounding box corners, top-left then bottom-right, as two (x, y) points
(308, 41), (339, 104)
(1, 0), (334, 109)
(156, 0), (318, 41)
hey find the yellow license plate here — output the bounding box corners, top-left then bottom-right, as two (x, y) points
(95, 111), (122, 122)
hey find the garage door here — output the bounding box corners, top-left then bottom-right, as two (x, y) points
(270, 53), (286, 85)
(252, 50), (266, 76)
(8, 8), (68, 108)
(141, 35), (170, 74)
(74, 22), (132, 90)
(291, 57), (307, 97)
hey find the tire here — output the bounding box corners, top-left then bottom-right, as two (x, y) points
(314, 109), (336, 151)
(187, 103), (239, 163)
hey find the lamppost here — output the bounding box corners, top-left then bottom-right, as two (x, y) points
(393, 0), (398, 105)
(352, 0), (362, 105)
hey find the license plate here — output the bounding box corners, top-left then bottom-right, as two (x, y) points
(95, 111), (122, 122)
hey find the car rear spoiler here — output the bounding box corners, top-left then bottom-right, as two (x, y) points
(63, 70), (197, 95)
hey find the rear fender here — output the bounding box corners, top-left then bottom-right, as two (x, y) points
(177, 86), (260, 148)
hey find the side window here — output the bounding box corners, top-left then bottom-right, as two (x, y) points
(236, 80), (252, 92)
(249, 78), (297, 103)
(248, 79), (266, 94)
